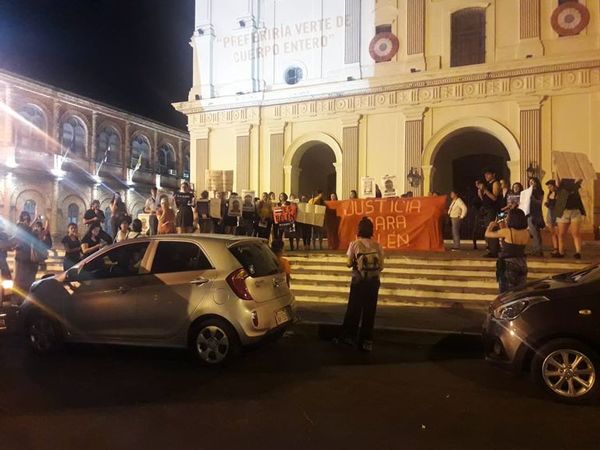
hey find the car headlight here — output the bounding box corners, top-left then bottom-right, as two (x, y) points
(493, 296), (549, 321)
(1, 279), (13, 291)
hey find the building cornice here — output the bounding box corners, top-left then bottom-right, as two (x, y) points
(174, 57), (600, 126)
(0, 69), (189, 140)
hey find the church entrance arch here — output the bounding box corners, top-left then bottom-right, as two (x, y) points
(284, 133), (343, 199)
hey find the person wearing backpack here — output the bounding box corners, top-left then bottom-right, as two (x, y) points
(336, 217), (384, 352)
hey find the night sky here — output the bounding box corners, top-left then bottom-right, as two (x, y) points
(0, 0), (194, 130)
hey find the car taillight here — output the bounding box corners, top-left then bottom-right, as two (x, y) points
(226, 268), (253, 301)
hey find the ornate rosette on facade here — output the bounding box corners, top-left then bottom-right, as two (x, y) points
(369, 32), (400, 63)
(551, 2), (590, 36)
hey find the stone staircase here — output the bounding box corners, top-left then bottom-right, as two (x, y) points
(2, 250), (593, 312)
(287, 252), (591, 310)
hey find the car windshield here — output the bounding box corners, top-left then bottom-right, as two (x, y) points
(562, 265), (600, 283)
(229, 242), (280, 278)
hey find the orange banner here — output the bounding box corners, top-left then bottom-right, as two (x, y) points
(326, 196), (448, 252)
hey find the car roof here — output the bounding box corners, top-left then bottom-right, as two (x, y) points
(146, 234), (266, 245)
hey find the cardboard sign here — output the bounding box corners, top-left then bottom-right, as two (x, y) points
(381, 175), (397, 198)
(296, 203), (326, 227)
(209, 198), (222, 219)
(205, 170), (234, 192)
(326, 196), (447, 251)
(197, 199), (210, 219)
(361, 177), (376, 198)
(137, 213), (150, 233)
(519, 187), (533, 216)
(227, 195), (243, 217)
(241, 191), (256, 212)
(273, 204), (298, 225)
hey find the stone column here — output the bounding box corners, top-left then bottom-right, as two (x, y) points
(269, 124), (285, 195)
(403, 107), (427, 196)
(52, 100), (61, 154)
(2, 86), (16, 166)
(192, 0), (215, 99)
(91, 112), (98, 163)
(341, 115), (361, 199)
(518, 0), (543, 58)
(344, 0), (361, 64)
(518, 97), (545, 184)
(191, 128), (210, 192)
(152, 130), (158, 175)
(406, 0), (426, 70)
(123, 122), (131, 180)
(177, 138), (183, 179)
(235, 125), (252, 192)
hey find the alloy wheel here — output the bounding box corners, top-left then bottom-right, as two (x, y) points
(29, 317), (57, 353)
(196, 325), (230, 364)
(542, 349), (596, 398)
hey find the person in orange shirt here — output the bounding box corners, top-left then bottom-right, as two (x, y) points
(271, 239), (291, 287)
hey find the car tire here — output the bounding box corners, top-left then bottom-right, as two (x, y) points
(189, 318), (241, 367)
(531, 338), (600, 404)
(25, 313), (63, 355)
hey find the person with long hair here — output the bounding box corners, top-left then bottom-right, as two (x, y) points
(485, 208), (530, 293)
(527, 177), (546, 257)
(158, 197), (176, 234)
(109, 192), (128, 239)
(81, 223), (110, 258)
(174, 181), (195, 234)
(545, 180), (559, 256)
(553, 177), (586, 259)
(256, 192), (273, 239)
(335, 217), (385, 352)
(62, 223), (82, 271)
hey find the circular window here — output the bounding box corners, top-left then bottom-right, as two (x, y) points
(284, 66), (303, 85)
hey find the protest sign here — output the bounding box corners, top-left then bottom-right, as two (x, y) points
(326, 196), (447, 251)
(361, 177), (377, 198)
(273, 203), (298, 225)
(205, 170), (234, 192)
(241, 191), (256, 212)
(519, 187), (533, 216)
(381, 175), (397, 198)
(227, 195), (242, 217)
(209, 198), (222, 219)
(296, 203), (326, 227)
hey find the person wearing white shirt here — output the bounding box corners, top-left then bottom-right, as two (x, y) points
(448, 191), (468, 251)
(144, 187), (160, 235)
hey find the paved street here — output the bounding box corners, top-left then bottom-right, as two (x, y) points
(2, 318), (600, 450)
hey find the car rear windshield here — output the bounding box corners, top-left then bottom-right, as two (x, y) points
(229, 242), (280, 278)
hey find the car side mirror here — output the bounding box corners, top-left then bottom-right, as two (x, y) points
(65, 267), (79, 282)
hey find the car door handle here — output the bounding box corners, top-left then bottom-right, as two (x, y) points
(579, 309), (593, 316)
(117, 286), (130, 294)
(190, 277), (209, 286)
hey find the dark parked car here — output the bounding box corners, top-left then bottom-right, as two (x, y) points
(483, 263), (600, 404)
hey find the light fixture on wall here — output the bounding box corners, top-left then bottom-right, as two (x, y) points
(407, 167), (422, 188)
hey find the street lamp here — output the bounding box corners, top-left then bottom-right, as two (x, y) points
(407, 167), (422, 188)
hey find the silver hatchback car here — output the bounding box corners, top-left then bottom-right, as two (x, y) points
(19, 235), (295, 366)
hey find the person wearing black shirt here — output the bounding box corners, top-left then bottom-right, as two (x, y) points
(553, 177), (586, 259)
(174, 181), (195, 233)
(81, 223), (110, 260)
(109, 193), (128, 239)
(0, 225), (15, 282)
(477, 169), (501, 257)
(83, 200), (113, 244)
(61, 223), (82, 270)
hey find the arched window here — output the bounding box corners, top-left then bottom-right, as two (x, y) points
(23, 199), (37, 217)
(157, 144), (176, 176)
(61, 116), (87, 156)
(183, 153), (190, 180)
(97, 127), (121, 164)
(130, 135), (150, 170)
(17, 104), (46, 149)
(451, 8), (486, 67)
(67, 203), (80, 226)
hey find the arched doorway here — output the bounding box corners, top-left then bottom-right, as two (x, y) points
(431, 130), (511, 197)
(296, 143), (337, 198)
(284, 133), (343, 199)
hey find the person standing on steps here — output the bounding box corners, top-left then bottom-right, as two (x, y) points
(335, 217), (384, 352)
(448, 190), (468, 251)
(553, 176), (586, 259)
(144, 186), (160, 236)
(477, 168), (501, 257)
